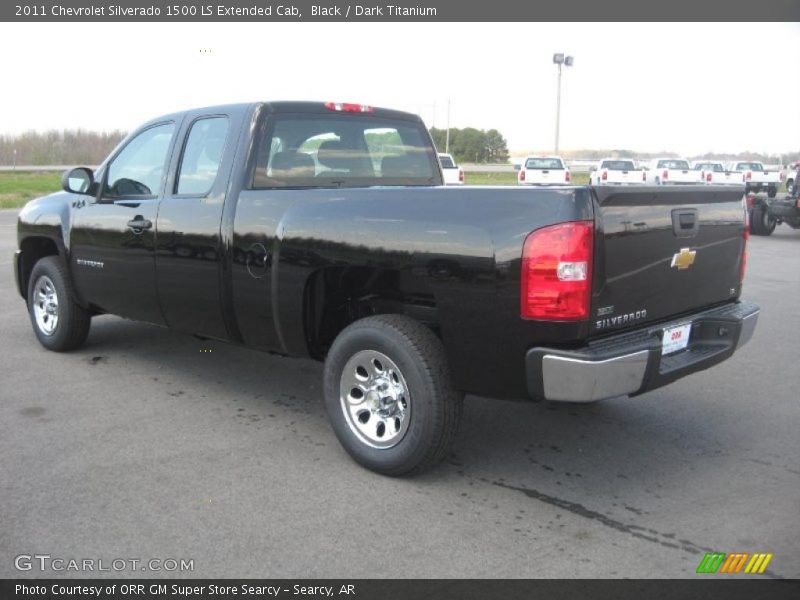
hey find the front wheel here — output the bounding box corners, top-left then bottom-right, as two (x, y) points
(323, 315), (463, 476)
(27, 256), (91, 351)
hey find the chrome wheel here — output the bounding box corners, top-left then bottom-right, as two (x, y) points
(32, 275), (59, 336)
(339, 350), (411, 449)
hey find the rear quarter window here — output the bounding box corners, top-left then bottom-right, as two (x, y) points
(251, 114), (439, 188)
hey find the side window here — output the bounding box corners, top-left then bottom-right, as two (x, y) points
(176, 117), (229, 195)
(106, 123), (174, 197)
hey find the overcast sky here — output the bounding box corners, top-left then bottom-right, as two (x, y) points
(0, 22), (798, 156)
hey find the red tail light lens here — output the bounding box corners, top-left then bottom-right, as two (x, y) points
(706, 172), (712, 182)
(642, 170), (646, 181)
(521, 221), (593, 321)
(746, 171), (752, 181)
(601, 170), (608, 181)
(741, 207), (749, 283)
(519, 170), (526, 182)
(663, 169), (669, 180)
(565, 170), (571, 183)
(459, 169), (464, 183)
(324, 102), (374, 113)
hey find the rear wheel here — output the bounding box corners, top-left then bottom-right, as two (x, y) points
(751, 204), (776, 236)
(786, 179), (794, 195)
(323, 315), (462, 476)
(767, 185), (777, 199)
(27, 256), (91, 351)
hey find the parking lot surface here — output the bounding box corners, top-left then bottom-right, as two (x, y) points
(1, 207), (798, 579)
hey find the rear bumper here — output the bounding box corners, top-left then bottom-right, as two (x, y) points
(525, 301), (759, 402)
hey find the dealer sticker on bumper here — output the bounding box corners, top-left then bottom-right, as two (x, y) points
(662, 323), (692, 355)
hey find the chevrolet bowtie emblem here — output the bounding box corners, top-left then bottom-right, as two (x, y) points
(671, 248), (696, 270)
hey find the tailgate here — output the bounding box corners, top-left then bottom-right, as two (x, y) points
(590, 186), (746, 336)
(669, 169), (700, 183)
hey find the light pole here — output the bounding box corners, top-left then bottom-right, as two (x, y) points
(553, 53), (573, 155)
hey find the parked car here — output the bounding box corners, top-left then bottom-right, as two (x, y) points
(644, 158), (704, 185)
(14, 101), (758, 475)
(691, 161), (745, 186)
(590, 158), (645, 186)
(726, 161), (782, 197)
(747, 163), (800, 236)
(518, 156), (571, 186)
(784, 161), (799, 195)
(438, 153), (464, 185)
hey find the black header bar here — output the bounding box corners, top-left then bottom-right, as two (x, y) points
(3, 0), (800, 22)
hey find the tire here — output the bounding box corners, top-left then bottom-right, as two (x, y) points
(767, 185), (777, 199)
(323, 314), (463, 476)
(27, 256), (91, 351)
(787, 179), (794, 195)
(751, 204), (776, 236)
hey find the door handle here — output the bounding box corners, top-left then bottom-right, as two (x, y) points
(127, 217), (152, 233)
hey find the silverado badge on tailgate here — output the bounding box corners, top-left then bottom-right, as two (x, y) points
(671, 248), (696, 270)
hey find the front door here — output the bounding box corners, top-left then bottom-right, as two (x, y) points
(70, 121), (177, 324)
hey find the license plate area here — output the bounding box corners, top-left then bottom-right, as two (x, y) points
(662, 323), (692, 355)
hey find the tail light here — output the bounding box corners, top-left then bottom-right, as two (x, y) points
(706, 172), (712, 183)
(642, 170), (646, 182)
(796, 199), (800, 209)
(601, 170), (608, 181)
(520, 221), (593, 321)
(662, 169), (669, 180)
(565, 170), (571, 183)
(746, 171), (752, 181)
(745, 194), (755, 209)
(519, 170), (526, 182)
(459, 169), (465, 183)
(324, 102), (374, 113)
(740, 206), (749, 283)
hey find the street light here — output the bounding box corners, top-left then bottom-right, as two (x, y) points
(553, 53), (574, 154)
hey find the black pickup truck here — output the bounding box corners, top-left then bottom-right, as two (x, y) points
(15, 101), (759, 475)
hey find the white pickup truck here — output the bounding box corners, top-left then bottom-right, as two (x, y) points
(726, 161), (781, 197)
(645, 158), (704, 185)
(691, 161), (745, 186)
(437, 153), (464, 185)
(590, 158), (645, 186)
(517, 156), (571, 186)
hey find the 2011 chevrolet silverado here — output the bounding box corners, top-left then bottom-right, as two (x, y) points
(14, 101), (759, 475)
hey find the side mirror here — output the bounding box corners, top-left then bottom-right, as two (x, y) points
(62, 167), (94, 195)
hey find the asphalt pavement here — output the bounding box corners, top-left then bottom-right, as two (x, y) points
(0, 208), (798, 579)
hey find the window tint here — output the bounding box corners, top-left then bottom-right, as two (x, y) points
(656, 160), (689, 170)
(252, 114), (438, 188)
(525, 158), (563, 169)
(695, 163), (723, 172)
(177, 117), (229, 195)
(438, 155), (456, 169)
(600, 160), (635, 170)
(106, 123), (174, 197)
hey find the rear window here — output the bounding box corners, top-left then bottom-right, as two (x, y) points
(656, 160), (689, 170)
(251, 114), (438, 188)
(694, 163), (724, 172)
(439, 155), (455, 169)
(600, 160), (635, 170)
(735, 162), (763, 171)
(525, 158), (564, 170)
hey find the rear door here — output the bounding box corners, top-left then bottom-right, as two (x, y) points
(155, 109), (242, 340)
(590, 186), (746, 337)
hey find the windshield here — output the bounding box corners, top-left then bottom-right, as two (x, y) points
(525, 157), (564, 169)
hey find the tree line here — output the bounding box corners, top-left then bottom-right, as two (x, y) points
(429, 127), (510, 164)
(0, 130), (127, 166)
